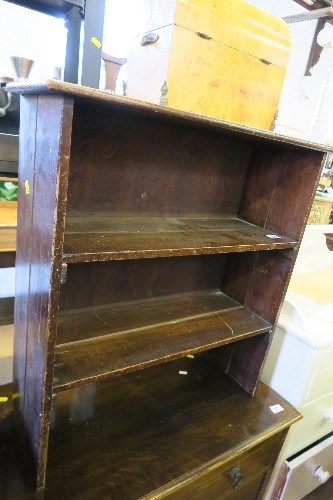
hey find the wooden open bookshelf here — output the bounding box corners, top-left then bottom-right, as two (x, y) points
(8, 79), (329, 496)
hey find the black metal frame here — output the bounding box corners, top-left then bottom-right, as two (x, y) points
(4, 0), (106, 88)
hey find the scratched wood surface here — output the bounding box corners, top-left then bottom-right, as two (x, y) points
(54, 295), (271, 391)
(46, 365), (301, 499)
(0, 376), (300, 499)
(63, 215), (297, 262)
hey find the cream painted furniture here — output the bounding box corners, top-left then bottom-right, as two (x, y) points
(261, 224), (333, 499)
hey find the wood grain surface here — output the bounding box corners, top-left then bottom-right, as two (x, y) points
(7, 80), (326, 492)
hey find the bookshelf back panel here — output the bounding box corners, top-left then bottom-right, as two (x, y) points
(58, 249), (289, 323)
(59, 254), (226, 312)
(66, 101), (252, 216)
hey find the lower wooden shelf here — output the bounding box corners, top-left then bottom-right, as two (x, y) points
(46, 357), (301, 498)
(54, 290), (272, 391)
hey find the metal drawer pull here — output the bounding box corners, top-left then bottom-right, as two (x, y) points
(228, 465), (242, 489)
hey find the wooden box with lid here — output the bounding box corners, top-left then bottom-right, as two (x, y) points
(126, 0), (290, 129)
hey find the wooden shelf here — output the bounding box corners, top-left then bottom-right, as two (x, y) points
(54, 290), (271, 391)
(63, 215), (297, 262)
(47, 359), (300, 498)
(9, 80), (326, 492)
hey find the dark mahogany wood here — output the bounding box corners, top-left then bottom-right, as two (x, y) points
(63, 215), (297, 262)
(7, 79), (330, 492)
(0, 378), (299, 499)
(12, 94), (38, 432)
(163, 433), (286, 500)
(13, 92), (74, 490)
(5, 79), (330, 153)
(239, 147), (325, 241)
(46, 362), (301, 499)
(66, 100), (250, 216)
(54, 299), (271, 391)
(57, 289), (239, 343)
(59, 254), (227, 310)
(39, 361), (301, 498)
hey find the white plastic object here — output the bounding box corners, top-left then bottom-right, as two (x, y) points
(314, 465), (330, 484)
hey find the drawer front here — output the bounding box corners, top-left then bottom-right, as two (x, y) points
(282, 434), (333, 499)
(259, 392), (333, 499)
(164, 432), (283, 499)
(281, 390), (333, 459)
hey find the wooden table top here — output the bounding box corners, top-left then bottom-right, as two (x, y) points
(0, 228), (16, 253)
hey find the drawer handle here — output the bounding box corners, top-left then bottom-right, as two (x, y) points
(141, 33), (159, 46)
(228, 465), (242, 489)
(314, 465), (330, 484)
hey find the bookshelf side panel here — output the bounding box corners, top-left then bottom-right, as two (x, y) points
(14, 94), (73, 490)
